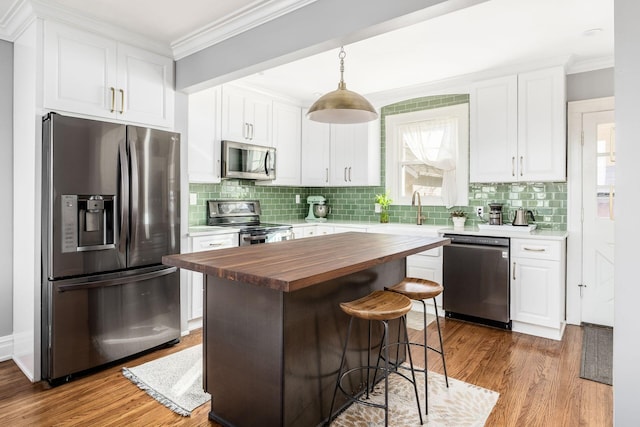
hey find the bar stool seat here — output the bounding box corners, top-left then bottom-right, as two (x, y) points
(327, 290), (423, 426)
(386, 277), (449, 416)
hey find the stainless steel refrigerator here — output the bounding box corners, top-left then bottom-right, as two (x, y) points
(41, 112), (181, 384)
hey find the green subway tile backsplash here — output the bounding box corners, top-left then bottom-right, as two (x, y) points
(189, 94), (567, 231)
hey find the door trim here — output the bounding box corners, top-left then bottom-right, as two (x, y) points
(566, 96), (614, 325)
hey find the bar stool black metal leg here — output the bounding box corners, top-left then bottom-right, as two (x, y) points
(420, 299), (429, 414)
(402, 315), (424, 425)
(382, 319), (390, 426)
(433, 299), (449, 388)
(328, 317), (354, 426)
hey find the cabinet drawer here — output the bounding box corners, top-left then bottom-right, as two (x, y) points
(511, 239), (561, 261)
(191, 233), (238, 252)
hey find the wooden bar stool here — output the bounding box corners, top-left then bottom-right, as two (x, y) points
(386, 277), (449, 415)
(327, 290), (423, 426)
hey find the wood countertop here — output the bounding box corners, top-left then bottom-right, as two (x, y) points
(163, 232), (450, 292)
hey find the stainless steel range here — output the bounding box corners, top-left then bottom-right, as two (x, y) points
(206, 200), (293, 246)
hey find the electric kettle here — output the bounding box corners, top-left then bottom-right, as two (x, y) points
(512, 208), (536, 226)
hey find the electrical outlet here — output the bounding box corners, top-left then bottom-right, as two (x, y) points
(374, 203), (382, 213)
(476, 206), (484, 217)
(189, 193), (197, 206)
(295, 194), (301, 204)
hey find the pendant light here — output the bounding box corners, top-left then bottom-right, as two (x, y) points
(307, 47), (378, 124)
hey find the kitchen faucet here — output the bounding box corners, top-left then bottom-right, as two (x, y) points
(411, 190), (425, 225)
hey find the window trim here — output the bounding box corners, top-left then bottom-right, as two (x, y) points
(385, 103), (469, 206)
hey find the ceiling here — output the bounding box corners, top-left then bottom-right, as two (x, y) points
(0, 0), (614, 103)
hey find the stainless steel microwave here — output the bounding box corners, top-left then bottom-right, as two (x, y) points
(221, 140), (276, 180)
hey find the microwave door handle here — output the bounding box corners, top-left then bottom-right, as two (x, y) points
(264, 150), (269, 176)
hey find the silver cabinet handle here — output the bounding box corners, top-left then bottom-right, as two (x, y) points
(119, 89), (125, 114)
(250, 123), (254, 140)
(512, 157), (515, 177)
(520, 156), (523, 177)
(523, 247), (545, 252)
(348, 166), (352, 182)
(325, 168), (329, 183)
(513, 262), (516, 280)
(110, 87), (116, 113)
(208, 242), (224, 247)
(344, 167), (348, 182)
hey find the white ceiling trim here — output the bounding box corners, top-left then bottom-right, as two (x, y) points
(171, 0), (318, 60)
(0, 0), (172, 54)
(566, 55), (615, 75)
(0, 0), (32, 41)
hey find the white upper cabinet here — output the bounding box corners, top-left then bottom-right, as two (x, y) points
(470, 66), (566, 182)
(43, 21), (174, 128)
(331, 122), (375, 186)
(258, 101), (301, 186)
(188, 87), (222, 183)
(221, 85), (272, 147)
(301, 115), (332, 186)
(301, 117), (380, 187)
(517, 67), (566, 181)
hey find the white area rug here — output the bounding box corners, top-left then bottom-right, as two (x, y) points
(122, 343), (498, 425)
(406, 310), (436, 331)
(122, 344), (210, 416)
(332, 369), (499, 426)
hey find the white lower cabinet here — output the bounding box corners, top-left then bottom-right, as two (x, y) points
(510, 238), (566, 340)
(187, 233), (238, 328)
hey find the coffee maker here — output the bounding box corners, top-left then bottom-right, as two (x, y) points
(488, 203), (504, 225)
(306, 195), (329, 222)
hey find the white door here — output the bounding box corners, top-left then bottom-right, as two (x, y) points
(581, 110), (615, 326)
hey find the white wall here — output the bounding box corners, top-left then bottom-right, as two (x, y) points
(0, 39), (13, 360)
(614, 0), (640, 423)
(567, 68), (614, 102)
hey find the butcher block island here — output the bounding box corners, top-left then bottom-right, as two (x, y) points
(163, 232), (450, 427)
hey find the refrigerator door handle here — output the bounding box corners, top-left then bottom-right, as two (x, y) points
(56, 266), (177, 292)
(129, 135), (140, 253)
(118, 139), (129, 261)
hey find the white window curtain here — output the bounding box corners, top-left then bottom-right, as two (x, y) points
(399, 118), (459, 208)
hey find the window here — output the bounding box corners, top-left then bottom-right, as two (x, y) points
(385, 103), (469, 207)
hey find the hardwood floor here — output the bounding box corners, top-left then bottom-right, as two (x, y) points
(0, 320), (612, 426)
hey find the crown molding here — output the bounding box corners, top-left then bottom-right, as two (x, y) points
(0, 0), (33, 41)
(171, 0), (317, 60)
(565, 55), (614, 74)
(0, 0), (172, 55)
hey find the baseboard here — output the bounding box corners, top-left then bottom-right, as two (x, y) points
(0, 334), (12, 362)
(512, 321), (566, 341)
(187, 317), (203, 332)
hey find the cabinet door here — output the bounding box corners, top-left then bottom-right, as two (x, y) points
(301, 117), (331, 186)
(469, 75), (518, 182)
(246, 94), (273, 147)
(188, 87), (222, 183)
(44, 21), (118, 119)
(265, 101), (301, 185)
(517, 67), (566, 181)
(331, 123), (371, 186)
(511, 257), (560, 328)
(221, 86), (272, 146)
(221, 86), (247, 142)
(117, 43), (174, 128)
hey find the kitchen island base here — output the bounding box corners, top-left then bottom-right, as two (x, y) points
(204, 259), (405, 427)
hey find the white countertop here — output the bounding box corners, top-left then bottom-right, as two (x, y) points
(188, 220), (567, 240)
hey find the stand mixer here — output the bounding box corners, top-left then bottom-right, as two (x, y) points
(305, 195), (329, 222)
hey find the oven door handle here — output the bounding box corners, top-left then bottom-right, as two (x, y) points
(242, 235), (267, 242)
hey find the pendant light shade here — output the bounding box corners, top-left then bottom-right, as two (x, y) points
(307, 47), (378, 124)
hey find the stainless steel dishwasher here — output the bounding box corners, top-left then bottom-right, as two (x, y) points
(442, 234), (511, 329)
